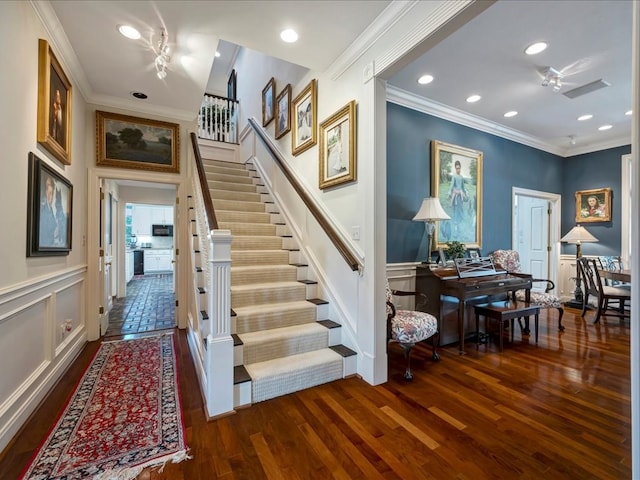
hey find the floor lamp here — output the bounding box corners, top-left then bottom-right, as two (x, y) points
(413, 198), (450, 264)
(560, 225), (598, 308)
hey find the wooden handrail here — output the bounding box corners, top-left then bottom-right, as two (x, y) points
(248, 118), (360, 272)
(190, 132), (218, 229)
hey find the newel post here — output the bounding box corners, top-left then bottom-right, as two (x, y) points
(205, 229), (234, 417)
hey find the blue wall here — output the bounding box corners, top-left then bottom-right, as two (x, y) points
(387, 102), (630, 263)
(562, 145), (631, 257)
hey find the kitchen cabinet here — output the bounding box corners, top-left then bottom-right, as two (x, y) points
(144, 249), (173, 272)
(151, 207), (173, 225)
(132, 206), (152, 235)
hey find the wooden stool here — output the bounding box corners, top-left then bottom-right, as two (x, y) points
(474, 301), (540, 352)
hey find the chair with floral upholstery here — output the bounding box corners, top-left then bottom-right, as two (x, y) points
(490, 249), (564, 331)
(386, 279), (440, 380)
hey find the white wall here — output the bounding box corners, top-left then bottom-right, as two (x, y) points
(0, 2), (89, 453)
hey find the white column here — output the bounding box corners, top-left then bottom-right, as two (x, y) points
(205, 229), (234, 417)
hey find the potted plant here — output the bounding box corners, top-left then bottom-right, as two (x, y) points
(445, 241), (466, 260)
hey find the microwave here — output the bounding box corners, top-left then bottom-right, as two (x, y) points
(152, 224), (173, 236)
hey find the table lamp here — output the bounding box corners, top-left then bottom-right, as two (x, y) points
(412, 197), (450, 263)
(560, 225), (598, 307)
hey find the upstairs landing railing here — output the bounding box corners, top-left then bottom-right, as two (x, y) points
(198, 93), (239, 144)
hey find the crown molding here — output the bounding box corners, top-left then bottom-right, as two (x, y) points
(30, 0), (91, 103)
(386, 84), (565, 155)
(327, 0), (415, 81)
(88, 94), (198, 123)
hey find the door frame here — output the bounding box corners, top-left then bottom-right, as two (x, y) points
(512, 187), (562, 291)
(86, 167), (184, 341)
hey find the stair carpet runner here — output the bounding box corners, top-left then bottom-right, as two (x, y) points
(203, 159), (354, 404)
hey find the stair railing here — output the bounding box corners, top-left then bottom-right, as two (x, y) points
(248, 117), (362, 272)
(188, 132), (234, 418)
(198, 94), (239, 144)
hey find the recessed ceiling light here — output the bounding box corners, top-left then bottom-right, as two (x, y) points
(578, 114), (593, 121)
(598, 125), (612, 131)
(131, 91), (147, 99)
(280, 29), (298, 43)
(504, 111), (518, 118)
(466, 94), (481, 103)
(215, 51), (221, 58)
(417, 74), (434, 85)
(625, 110), (632, 116)
(117, 24), (141, 40)
(525, 42), (548, 55)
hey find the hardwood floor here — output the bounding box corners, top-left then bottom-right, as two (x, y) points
(0, 307), (631, 479)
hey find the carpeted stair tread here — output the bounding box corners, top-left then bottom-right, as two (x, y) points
(213, 199), (266, 212)
(208, 180), (257, 193)
(231, 250), (290, 266)
(232, 235), (283, 250)
(232, 281), (307, 308)
(231, 264), (297, 285)
(220, 222), (277, 236)
(209, 189), (261, 202)
(233, 301), (318, 334)
(240, 323), (329, 364)
(217, 210), (271, 224)
(207, 173), (255, 185)
(245, 349), (343, 403)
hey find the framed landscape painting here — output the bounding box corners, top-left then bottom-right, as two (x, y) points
(37, 39), (72, 165)
(431, 140), (483, 249)
(575, 187), (611, 222)
(27, 152), (73, 256)
(96, 111), (180, 173)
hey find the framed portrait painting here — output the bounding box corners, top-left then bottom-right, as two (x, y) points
(431, 140), (483, 249)
(262, 77), (275, 127)
(575, 187), (611, 222)
(37, 39), (72, 165)
(27, 152), (73, 256)
(275, 84), (291, 139)
(291, 79), (317, 156)
(319, 100), (357, 189)
(96, 110), (180, 173)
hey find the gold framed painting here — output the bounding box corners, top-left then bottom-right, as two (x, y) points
(575, 187), (611, 222)
(262, 77), (275, 127)
(431, 140), (483, 249)
(319, 100), (356, 189)
(37, 39), (72, 165)
(291, 79), (317, 156)
(96, 111), (180, 173)
(275, 84), (291, 139)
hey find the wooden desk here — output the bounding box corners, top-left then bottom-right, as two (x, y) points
(416, 265), (532, 354)
(598, 269), (631, 283)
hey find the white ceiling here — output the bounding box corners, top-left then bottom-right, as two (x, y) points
(45, 0), (633, 156)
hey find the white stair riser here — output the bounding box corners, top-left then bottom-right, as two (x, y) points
(234, 381), (252, 408)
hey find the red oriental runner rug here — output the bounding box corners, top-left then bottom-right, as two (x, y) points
(20, 334), (190, 480)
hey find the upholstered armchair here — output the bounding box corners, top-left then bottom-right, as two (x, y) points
(386, 280), (440, 380)
(490, 249), (564, 331)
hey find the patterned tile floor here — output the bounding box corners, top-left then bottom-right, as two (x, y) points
(104, 273), (175, 337)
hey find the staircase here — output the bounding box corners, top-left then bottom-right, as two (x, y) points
(201, 158), (356, 406)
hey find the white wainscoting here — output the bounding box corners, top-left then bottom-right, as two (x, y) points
(386, 263), (420, 311)
(0, 266), (87, 453)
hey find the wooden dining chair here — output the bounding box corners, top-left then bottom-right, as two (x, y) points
(577, 257), (630, 324)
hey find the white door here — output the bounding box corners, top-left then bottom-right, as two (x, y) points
(515, 196), (549, 292)
(100, 187), (113, 335)
(513, 188), (560, 294)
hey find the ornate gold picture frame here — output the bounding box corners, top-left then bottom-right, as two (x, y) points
(37, 39), (72, 165)
(575, 187), (611, 222)
(291, 79), (317, 156)
(431, 140), (483, 249)
(319, 100), (356, 189)
(96, 111), (180, 173)
(262, 77), (275, 127)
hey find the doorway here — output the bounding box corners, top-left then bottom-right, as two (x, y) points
(94, 176), (178, 338)
(512, 187), (561, 292)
